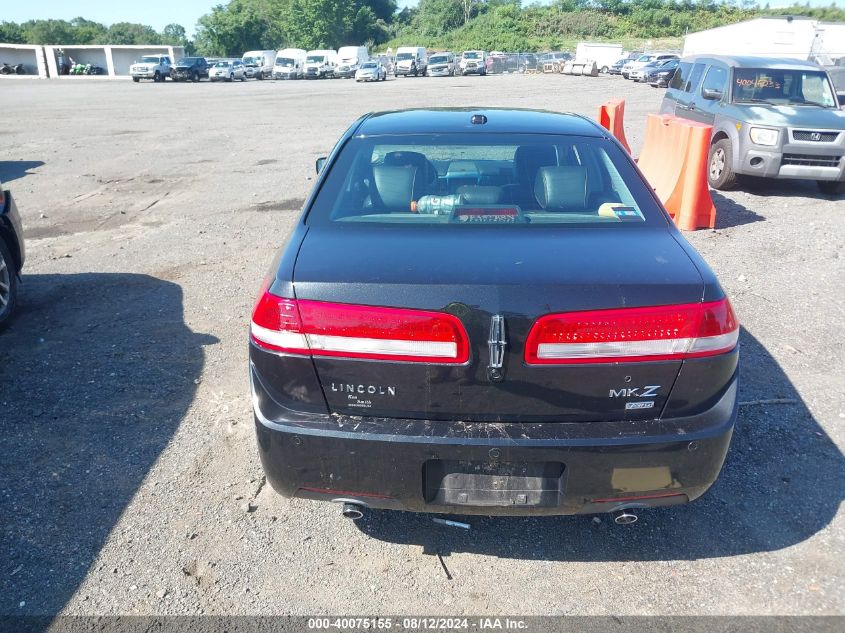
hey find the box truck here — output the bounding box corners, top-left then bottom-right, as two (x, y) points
(575, 42), (625, 74)
(336, 46), (369, 78)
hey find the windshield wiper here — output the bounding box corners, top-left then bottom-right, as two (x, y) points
(737, 98), (776, 105)
(792, 100), (831, 108)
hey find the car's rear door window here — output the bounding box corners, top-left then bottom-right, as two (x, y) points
(306, 134), (666, 227)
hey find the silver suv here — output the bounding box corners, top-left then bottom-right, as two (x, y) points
(661, 55), (845, 195)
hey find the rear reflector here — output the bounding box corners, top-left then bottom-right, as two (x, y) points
(525, 298), (738, 364)
(251, 293), (470, 364)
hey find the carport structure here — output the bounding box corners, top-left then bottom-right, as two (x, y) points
(0, 43), (49, 78)
(44, 45), (184, 78)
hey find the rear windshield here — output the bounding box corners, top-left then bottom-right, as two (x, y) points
(306, 134), (665, 227)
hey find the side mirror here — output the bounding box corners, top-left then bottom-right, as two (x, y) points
(702, 88), (723, 101)
(838, 92), (845, 108)
(315, 156), (327, 174)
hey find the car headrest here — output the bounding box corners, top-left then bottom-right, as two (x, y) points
(534, 166), (588, 211)
(372, 165), (417, 210)
(456, 185), (502, 205)
(384, 151), (437, 184)
(514, 146), (558, 183)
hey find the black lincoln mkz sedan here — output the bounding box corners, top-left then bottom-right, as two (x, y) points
(249, 108), (739, 523)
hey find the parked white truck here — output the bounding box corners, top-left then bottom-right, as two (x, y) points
(394, 46), (427, 77)
(575, 42), (624, 73)
(304, 49), (337, 79)
(335, 46), (369, 79)
(242, 50), (275, 79)
(130, 55), (172, 82)
(273, 48), (307, 79)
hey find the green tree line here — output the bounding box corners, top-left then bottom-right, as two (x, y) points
(1, 1), (843, 57)
(0, 18), (192, 51)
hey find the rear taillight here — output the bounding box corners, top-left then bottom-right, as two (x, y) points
(525, 298), (738, 365)
(250, 292), (470, 364)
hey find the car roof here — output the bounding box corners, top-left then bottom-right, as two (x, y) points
(355, 108), (604, 137)
(681, 54), (824, 71)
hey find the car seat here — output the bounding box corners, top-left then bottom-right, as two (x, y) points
(370, 165), (420, 211)
(533, 166), (588, 212)
(512, 145), (558, 207)
(383, 151), (438, 187)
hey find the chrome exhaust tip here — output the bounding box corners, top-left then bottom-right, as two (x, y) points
(614, 509), (638, 525)
(341, 503), (364, 520)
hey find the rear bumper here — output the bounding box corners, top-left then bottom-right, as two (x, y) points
(252, 367), (738, 516)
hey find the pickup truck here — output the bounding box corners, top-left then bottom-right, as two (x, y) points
(130, 55), (172, 82)
(170, 57), (209, 82)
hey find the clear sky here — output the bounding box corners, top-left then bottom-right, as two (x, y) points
(0, 0), (839, 34)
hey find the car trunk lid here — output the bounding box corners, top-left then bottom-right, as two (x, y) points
(289, 224), (704, 422)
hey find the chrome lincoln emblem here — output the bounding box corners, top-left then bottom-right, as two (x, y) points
(810, 132), (822, 141)
(487, 314), (507, 382)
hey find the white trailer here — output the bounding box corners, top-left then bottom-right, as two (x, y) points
(682, 17), (844, 62)
(575, 42), (624, 73)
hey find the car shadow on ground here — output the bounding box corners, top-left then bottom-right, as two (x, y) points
(0, 160), (45, 184)
(711, 191), (765, 229)
(736, 177), (844, 200)
(0, 273), (217, 616)
(356, 328), (843, 562)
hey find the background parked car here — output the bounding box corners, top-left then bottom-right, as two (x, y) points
(209, 60), (245, 82)
(170, 57), (209, 82)
(427, 52), (456, 77)
(394, 46), (427, 77)
(459, 50), (487, 75)
(273, 48), (307, 79)
(242, 50), (275, 79)
(660, 55), (845, 194)
(514, 53), (538, 73)
(646, 58), (680, 87)
(355, 60), (387, 82)
(0, 181), (24, 329)
(538, 51), (572, 73)
(486, 51), (508, 74)
(625, 53), (678, 80)
(608, 59), (626, 75)
(130, 55), (172, 82)
(630, 54), (678, 81)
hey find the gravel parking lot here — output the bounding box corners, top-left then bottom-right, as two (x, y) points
(1, 74), (843, 618)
